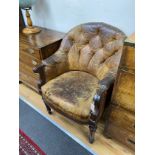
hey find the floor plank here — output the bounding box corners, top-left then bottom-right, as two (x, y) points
(19, 84), (134, 155)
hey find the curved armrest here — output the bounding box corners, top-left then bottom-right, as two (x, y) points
(90, 75), (115, 122)
(32, 53), (61, 93)
(42, 50), (67, 66)
(33, 63), (45, 73)
(33, 64), (46, 94)
(33, 50), (69, 93)
(33, 50), (64, 75)
(33, 50), (63, 74)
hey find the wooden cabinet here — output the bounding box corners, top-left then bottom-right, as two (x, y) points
(112, 70), (135, 112)
(104, 34), (135, 150)
(19, 27), (65, 92)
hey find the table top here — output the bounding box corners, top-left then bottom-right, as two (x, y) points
(125, 33), (135, 44)
(20, 27), (65, 49)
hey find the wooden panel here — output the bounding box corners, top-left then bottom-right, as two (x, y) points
(19, 62), (39, 80)
(104, 122), (135, 151)
(112, 70), (135, 112)
(19, 27), (65, 92)
(19, 28), (64, 49)
(104, 34), (135, 151)
(20, 51), (41, 68)
(121, 45), (135, 70)
(108, 105), (135, 133)
(20, 44), (41, 59)
(19, 72), (38, 92)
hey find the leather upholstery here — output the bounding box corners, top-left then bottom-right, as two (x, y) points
(42, 22), (126, 121)
(43, 22), (125, 81)
(42, 71), (99, 122)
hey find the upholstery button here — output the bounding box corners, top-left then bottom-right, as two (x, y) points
(96, 28), (100, 34)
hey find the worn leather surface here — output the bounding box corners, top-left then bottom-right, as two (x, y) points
(43, 22), (125, 80)
(42, 71), (99, 122)
(41, 22), (126, 121)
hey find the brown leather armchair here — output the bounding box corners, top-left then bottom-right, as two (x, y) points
(33, 22), (126, 143)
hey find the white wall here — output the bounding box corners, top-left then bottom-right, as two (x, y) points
(22, 0), (134, 35)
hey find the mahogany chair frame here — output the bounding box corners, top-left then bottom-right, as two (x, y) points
(33, 22), (126, 143)
(33, 64), (114, 143)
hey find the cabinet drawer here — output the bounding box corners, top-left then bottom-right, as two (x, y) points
(104, 123), (135, 150)
(108, 105), (135, 133)
(20, 51), (41, 68)
(112, 70), (135, 112)
(20, 44), (41, 59)
(19, 71), (39, 92)
(121, 45), (135, 70)
(19, 62), (39, 80)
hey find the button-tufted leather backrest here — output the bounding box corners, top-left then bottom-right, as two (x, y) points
(57, 22), (126, 80)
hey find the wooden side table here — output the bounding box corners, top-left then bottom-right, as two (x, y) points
(19, 27), (65, 92)
(104, 33), (135, 150)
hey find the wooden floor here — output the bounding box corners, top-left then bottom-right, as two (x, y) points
(19, 84), (134, 155)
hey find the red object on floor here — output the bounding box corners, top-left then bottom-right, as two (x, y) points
(19, 129), (46, 155)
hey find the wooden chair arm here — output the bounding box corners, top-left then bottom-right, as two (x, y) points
(42, 50), (66, 67)
(99, 75), (115, 89)
(33, 63), (45, 73)
(33, 64), (46, 94)
(32, 51), (64, 86)
(90, 75), (115, 122)
(33, 53), (68, 94)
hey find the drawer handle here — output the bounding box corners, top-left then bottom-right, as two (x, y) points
(28, 49), (35, 54)
(128, 138), (135, 145)
(32, 60), (37, 66)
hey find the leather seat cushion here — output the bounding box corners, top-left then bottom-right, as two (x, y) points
(42, 71), (99, 122)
